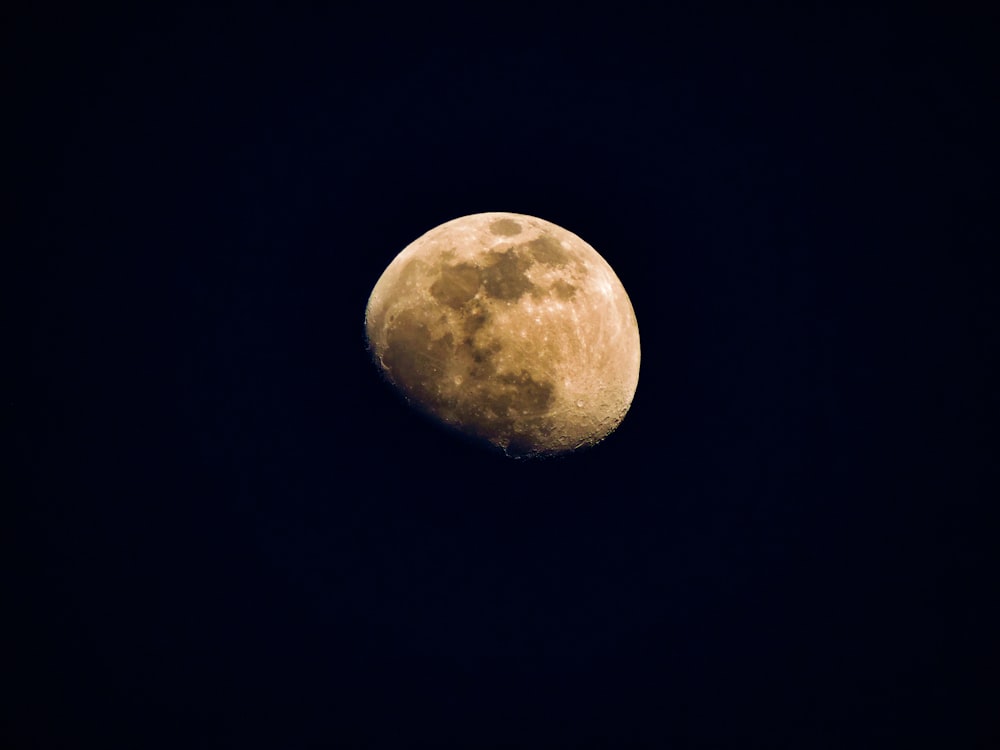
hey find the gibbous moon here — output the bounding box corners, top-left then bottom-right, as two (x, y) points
(365, 212), (640, 457)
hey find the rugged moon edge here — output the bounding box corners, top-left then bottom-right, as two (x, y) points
(365, 212), (640, 457)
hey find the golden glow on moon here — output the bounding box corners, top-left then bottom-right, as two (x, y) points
(365, 212), (640, 457)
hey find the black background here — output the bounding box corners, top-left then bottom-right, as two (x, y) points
(9, 3), (998, 748)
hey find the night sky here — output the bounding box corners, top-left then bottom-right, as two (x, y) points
(10, 4), (998, 748)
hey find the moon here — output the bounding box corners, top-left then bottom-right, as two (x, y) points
(365, 212), (640, 457)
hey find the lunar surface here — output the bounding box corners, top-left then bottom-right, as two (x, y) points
(365, 212), (640, 457)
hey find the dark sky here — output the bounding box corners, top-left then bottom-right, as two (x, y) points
(10, 4), (998, 748)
